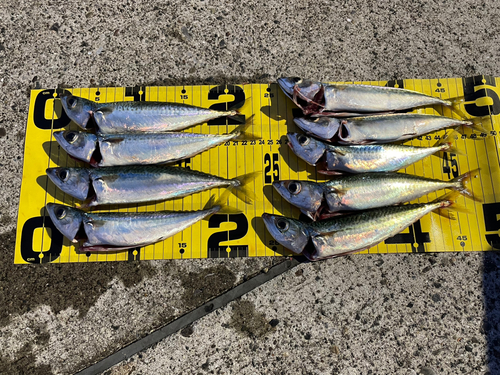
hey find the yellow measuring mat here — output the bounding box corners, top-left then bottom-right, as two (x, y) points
(14, 76), (500, 264)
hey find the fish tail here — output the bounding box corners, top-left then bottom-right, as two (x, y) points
(229, 114), (261, 140)
(431, 190), (474, 220)
(466, 117), (489, 134)
(451, 168), (482, 202)
(203, 188), (241, 215)
(230, 171), (260, 204)
(433, 129), (464, 157)
(446, 96), (469, 119)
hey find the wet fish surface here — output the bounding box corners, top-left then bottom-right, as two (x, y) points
(46, 166), (257, 206)
(54, 128), (243, 166)
(273, 170), (480, 220)
(46, 203), (219, 251)
(294, 113), (472, 144)
(262, 193), (460, 261)
(278, 78), (454, 116)
(287, 132), (454, 174)
(60, 92), (239, 133)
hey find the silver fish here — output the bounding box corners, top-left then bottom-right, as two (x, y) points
(278, 78), (454, 116)
(273, 170), (480, 220)
(46, 203), (219, 251)
(287, 132), (454, 174)
(46, 166), (257, 206)
(294, 113), (472, 144)
(60, 92), (239, 133)
(54, 127), (244, 167)
(262, 192), (461, 261)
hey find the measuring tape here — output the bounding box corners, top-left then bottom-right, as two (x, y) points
(14, 76), (500, 264)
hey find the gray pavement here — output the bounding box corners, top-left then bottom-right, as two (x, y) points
(1, 0), (500, 374)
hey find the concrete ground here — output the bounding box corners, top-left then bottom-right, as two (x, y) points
(1, 0), (500, 374)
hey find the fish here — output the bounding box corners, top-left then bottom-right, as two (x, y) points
(273, 169), (480, 220)
(262, 191), (464, 261)
(59, 92), (241, 133)
(53, 124), (248, 167)
(46, 202), (220, 251)
(287, 132), (456, 174)
(294, 113), (474, 144)
(46, 165), (258, 206)
(278, 78), (459, 116)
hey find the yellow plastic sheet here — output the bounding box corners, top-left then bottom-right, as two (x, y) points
(14, 76), (500, 263)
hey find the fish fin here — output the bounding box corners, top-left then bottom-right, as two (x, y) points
(431, 190), (474, 220)
(317, 169), (344, 176)
(230, 171), (260, 204)
(467, 117), (489, 133)
(324, 186), (348, 196)
(230, 114), (261, 140)
(450, 168), (482, 202)
(330, 148), (347, 156)
(204, 188), (241, 214)
(433, 129), (465, 157)
(447, 96), (468, 119)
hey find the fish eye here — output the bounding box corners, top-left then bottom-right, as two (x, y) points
(298, 135), (310, 146)
(55, 207), (66, 219)
(276, 219), (289, 231)
(288, 182), (301, 195)
(65, 131), (78, 143)
(58, 169), (69, 181)
(67, 97), (77, 108)
(292, 77), (301, 83)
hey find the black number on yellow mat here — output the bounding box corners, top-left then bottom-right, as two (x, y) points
(125, 86), (143, 102)
(442, 152), (458, 179)
(207, 214), (248, 258)
(207, 85), (245, 125)
(33, 89), (71, 130)
(462, 75), (500, 117)
(482, 203), (500, 249)
(177, 158), (191, 170)
(264, 153), (279, 184)
(384, 220), (431, 253)
(20, 216), (63, 264)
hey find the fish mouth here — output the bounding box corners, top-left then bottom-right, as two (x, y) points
(277, 77), (300, 99)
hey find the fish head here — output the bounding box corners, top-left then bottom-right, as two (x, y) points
(277, 78), (322, 102)
(53, 130), (97, 163)
(293, 117), (340, 140)
(46, 203), (84, 242)
(273, 180), (323, 215)
(261, 213), (310, 254)
(46, 167), (91, 201)
(59, 92), (95, 129)
(287, 133), (326, 165)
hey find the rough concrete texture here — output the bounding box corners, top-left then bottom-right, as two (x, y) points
(112, 252), (494, 375)
(1, 0), (500, 374)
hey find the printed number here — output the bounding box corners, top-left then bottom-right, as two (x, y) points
(470, 133), (477, 139)
(425, 135), (432, 141)
(264, 153), (280, 184)
(259, 140), (265, 145)
(207, 214), (248, 258)
(269, 240), (279, 246)
(264, 93), (274, 98)
(442, 153), (458, 179)
(457, 236), (468, 241)
(483, 203), (500, 249)
(242, 140), (247, 146)
(435, 88), (445, 93)
(180, 95), (188, 100)
(491, 131), (497, 136)
(178, 243), (187, 248)
(462, 76), (500, 117)
(276, 139), (282, 145)
(32, 89), (71, 130)
(95, 97), (100, 101)
(250, 140), (256, 145)
(434, 135), (441, 140)
(384, 220), (430, 253)
(207, 85), (245, 125)
(267, 140), (273, 145)
(20, 216), (63, 264)
(233, 141), (238, 146)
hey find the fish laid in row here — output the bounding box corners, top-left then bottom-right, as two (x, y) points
(278, 78), (459, 116)
(262, 192), (464, 261)
(47, 166), (258, 207)
(274, 169), (480, 220)
(60, 92), (240, 134)
(287, 133), (455, 174)
(294, 113), (476, 144)
(46, 202), (221, 252)
(54, 124), (247, 167)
